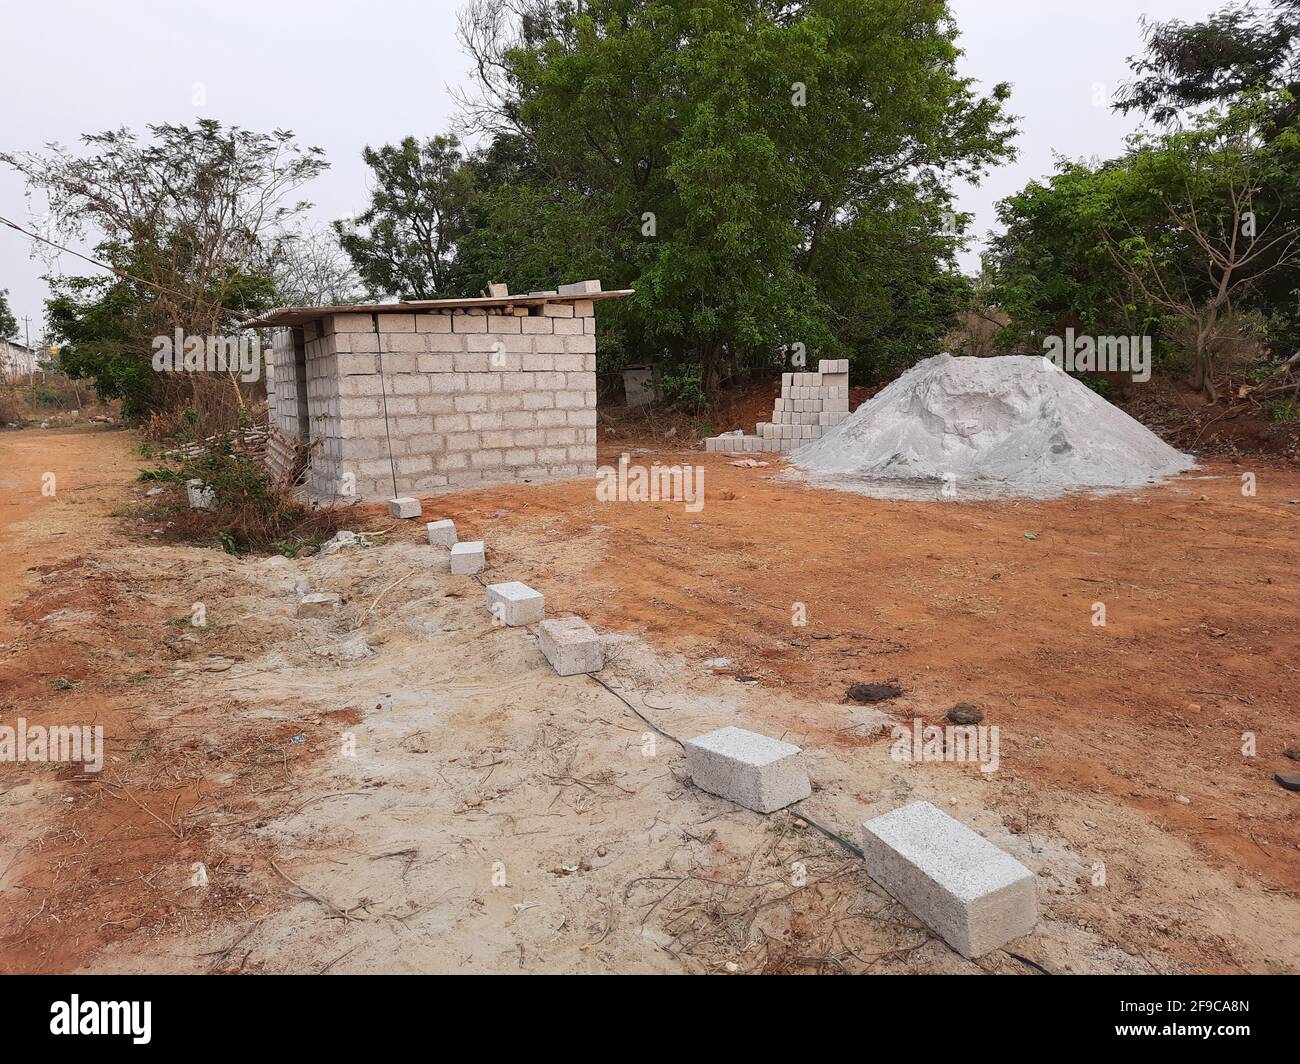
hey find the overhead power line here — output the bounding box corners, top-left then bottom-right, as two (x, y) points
(0, 212), (237, 316)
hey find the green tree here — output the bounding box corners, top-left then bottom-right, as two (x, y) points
(45, 275), (155, 417)
(1114, 0), (1300, 354)
(1115, 0), (1299, 125)
(0, 288), (17, 341)
(2, 121), (326, 422)
(989, 93), (1300, 399)
(334, 136), (476, 300)
(456, 0), (1015, 389)
(987, 161), (1166, 350)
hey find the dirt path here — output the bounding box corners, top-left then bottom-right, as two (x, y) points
(0, 426), (1296, 974)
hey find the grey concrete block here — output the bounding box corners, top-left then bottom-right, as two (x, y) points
(388, 496), (422, 519)
(485, 580), (544, 626)
(449, 540), (485, 575)
(860, 801), (1038, 959)
(186, 479), (216, 511)
(683, 727), (811, 813)
(537, 616), (603, 675)
(426, 519), (458, 546)
(297, 592), (342, 619)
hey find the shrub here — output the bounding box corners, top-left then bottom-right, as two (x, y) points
(142, 432), (346, 555)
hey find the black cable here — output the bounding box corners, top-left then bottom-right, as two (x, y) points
(470, 602), (1051, 972)
(586, 673), (684, 747)
(787, 810), (864, 858)
(0, 212), (234, 317)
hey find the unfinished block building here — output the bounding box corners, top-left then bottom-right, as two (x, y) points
(244, 282), (629, 500)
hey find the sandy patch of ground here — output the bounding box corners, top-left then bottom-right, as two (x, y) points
(0, 426), (1296, 974)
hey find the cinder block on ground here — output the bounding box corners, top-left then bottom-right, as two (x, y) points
(450, 540), (485, 575)
(297, 592), (342, 619)
(186, 479), (215, 511)
(860, 801), (1038, 959)
(684, 726), (811, 813)
(485, 580), (544, 626)
(538, 616), (603, 675)
(426, 519), (458, 546)
(388, 496), (422, 519)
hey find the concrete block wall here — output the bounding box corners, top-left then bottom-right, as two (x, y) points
(266, 329), (301, 482)
(704, 359), (850, 453)
(272, 301), (599, 500)
(302, 319), (345, 497)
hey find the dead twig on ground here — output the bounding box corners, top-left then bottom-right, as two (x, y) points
(358, 570), (414, 627)
(270, 859), (367, 923)
(105, 773), (183, 839)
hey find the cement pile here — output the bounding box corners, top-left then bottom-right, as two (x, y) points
(788, 353), (1195, 500)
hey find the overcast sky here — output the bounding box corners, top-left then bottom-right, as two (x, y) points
(0, 0), (1224, 341)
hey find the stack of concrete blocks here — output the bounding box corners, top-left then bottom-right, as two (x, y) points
(264, 281), (602, 500)
(860, 801), (1038, 959)
(683, 727), (812, 813)
(703, 359), (850, 453)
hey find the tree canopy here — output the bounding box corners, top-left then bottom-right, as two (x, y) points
(0, 288), (17, 341)
(987, 1), (1300, 398)
(2, 121), (326, 420)
(335, 0), (1016, 389)
(333, 135), (475, 300)
(456, 0), (1015, 386)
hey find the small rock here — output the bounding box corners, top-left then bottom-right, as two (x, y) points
(846, 681), (904, 704)
(724, 962), (739, 972)
(1083, 819), (1097, 829)
(1175, 794), (1191, 805)
(1275, 772), (1300, 793)
(596, 845), (608, 858)
(1005, 816), (1026, 834)
(313, 636), (373, 662)
(297, 592), (342, 619)
(320, 530), (365, 555)
(1284, 747), (1300, 762)
(946, 702), (983, 725)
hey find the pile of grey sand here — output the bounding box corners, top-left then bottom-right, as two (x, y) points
(786, 353), (1196, 500)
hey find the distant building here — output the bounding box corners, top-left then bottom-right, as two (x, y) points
(0, 338), (39, 377)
